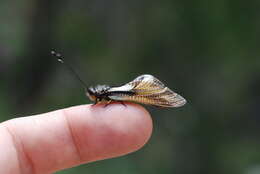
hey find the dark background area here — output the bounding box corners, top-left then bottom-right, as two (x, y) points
(1, 0), (260, 174)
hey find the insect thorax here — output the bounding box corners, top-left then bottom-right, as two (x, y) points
(86, 85), (111, 101)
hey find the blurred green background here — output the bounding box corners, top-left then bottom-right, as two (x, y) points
(1, 0), (260, 174)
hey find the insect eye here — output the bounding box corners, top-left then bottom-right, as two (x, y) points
(87, 88), (94, 95)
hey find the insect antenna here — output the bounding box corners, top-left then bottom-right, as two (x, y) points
(51, 50), (88, 90)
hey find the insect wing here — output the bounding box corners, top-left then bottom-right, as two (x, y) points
(108, 74), (186, 107)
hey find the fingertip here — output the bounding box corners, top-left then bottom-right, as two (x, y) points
(63, 102), (153, 161)
(99, 102), (153, 151)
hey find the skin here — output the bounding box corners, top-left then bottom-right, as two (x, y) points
(0, 103), (153, 174)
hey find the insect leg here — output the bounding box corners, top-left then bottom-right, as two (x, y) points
(120, 101), (126, 107)
(93, 98), (100, 105)
(104, 100), (112, 107)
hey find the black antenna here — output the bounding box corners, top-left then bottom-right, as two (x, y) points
(51, 50), (88, 89)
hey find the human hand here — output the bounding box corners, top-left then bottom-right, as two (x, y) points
(0, 103), (152, 174)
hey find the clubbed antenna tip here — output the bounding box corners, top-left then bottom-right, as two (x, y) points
(51, 50), (64, 63)
(51, 50), (56, 55)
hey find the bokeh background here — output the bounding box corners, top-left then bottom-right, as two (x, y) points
(1, 0), (260, 174)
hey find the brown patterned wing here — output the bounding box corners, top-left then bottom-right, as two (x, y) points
(108, 74), (186, 107)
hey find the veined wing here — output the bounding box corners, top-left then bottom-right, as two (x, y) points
(108, 74), (186, 107)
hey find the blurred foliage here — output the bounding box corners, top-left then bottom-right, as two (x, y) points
(0, 0), (260, 174)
